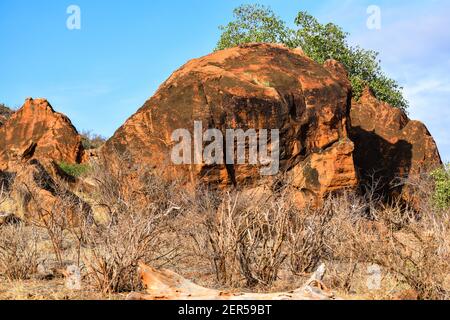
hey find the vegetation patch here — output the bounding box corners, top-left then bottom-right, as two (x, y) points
(216, 4), (409, 111)
(431, 163), (450, 210)
(58, 162), (91, 178)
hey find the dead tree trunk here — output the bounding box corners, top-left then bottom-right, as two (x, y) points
(126, 263), (338, 300)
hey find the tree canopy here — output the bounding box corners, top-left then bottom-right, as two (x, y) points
(216, 4), (408, 111)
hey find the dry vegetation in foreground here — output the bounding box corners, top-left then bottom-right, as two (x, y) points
(0, 161), (449, 300)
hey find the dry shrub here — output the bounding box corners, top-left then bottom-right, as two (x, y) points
(327, 190), (450, 300)
(89, 153), (182, 223)
(233, 195), (290, 288)
(26, 186), (91, 269)
(187, 188), (333, 289)
(287, 199), (335, 275)
(372, 208), (450, 300)
(80, 159), (182, 294)
(0, 224), (41, 280)
(82, 212), (166, 294)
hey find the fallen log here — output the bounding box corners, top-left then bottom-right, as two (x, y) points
(126, 263), (338, 300)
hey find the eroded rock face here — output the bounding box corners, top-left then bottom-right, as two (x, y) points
(8, 159), (92, 222)
(0, 99), (89, 221)
(350, 87), (442, 197)
(0, 98), (85, 173)
(104, 43), (358, 202)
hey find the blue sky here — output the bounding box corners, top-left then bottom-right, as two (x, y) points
(1, 0), (449, 161)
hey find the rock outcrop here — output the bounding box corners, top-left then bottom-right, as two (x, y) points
(0, 98), (89, 221)
(0, 98), (85, 173)
(350, 87), (442, 198)
(104, 43), (358, 203)
(102, 44), (443, 206)
(3, 45), (440, 210)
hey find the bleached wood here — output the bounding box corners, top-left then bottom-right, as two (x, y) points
(126, 263), (337, 300)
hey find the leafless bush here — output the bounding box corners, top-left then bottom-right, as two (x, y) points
(80, 130), (106, 150)
(327, 190), (450, 300)
(287, 199), (335, 275)
(0, 224), (41, 280)
(373, 208), (449, 299)
(80, 158), (182, 294)
(187, 189), (239, 286)
(235, 197), (290, 288)
(82, 211), (167, 294)
(90, 153), (182, 225)
(25, 185), (89, 269)
(188, 188), (335, 289)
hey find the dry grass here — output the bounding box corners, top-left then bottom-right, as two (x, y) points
(0, 224), (41, 281)
(0, 160), (449, 300)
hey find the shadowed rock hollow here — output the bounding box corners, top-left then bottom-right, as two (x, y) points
(103, 43), (359, 202)
(350, 87), (442, 201)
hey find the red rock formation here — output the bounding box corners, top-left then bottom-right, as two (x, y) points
(0, 98), (85, 172)
(350, 87), (442, 198)
(103, 43), (358, 203)
(0, 99), (89, 220)
(100, 45), (442, 207)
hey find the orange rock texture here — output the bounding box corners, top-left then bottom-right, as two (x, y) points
(1, 44), (442, 210)
(103, 43), (359, 201)
(0, 98), (88, 220)
(0, 98), (85, 172)
(350, 87), (442, 199)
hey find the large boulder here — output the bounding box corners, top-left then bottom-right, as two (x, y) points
(103, 44), (442, 206)
(0, 98), (85, 173)
(104, 43), (358, 202)
(350, 87), (442, 198)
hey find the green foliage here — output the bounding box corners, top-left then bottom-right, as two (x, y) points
(216, 4), (294, 51)
(58, 162), (91, 178)
(216, 5), (409, 111)
(431, 164), (450, 210)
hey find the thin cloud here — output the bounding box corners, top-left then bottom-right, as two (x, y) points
(345, 1), (450, 162)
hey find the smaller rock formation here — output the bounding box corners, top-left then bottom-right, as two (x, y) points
(0, 98), (90, 221)
(350, 87), (442, 199)
(0, 98), (85, 174)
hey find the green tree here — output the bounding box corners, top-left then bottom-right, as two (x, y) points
(431, 164), (450, 210)
(216, 5), (409, 111)
(216, 4), (294, 51)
